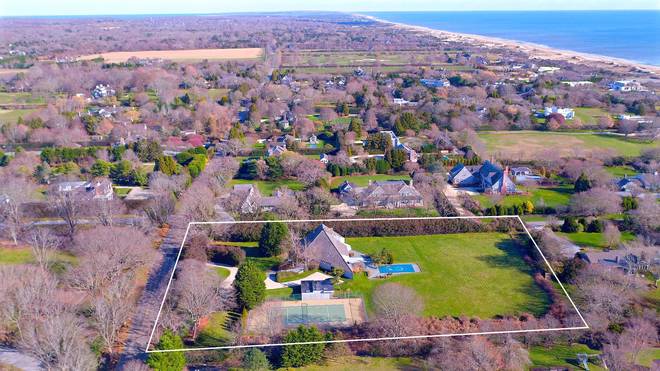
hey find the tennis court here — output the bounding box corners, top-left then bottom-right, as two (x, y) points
(281, 303), (346, 325)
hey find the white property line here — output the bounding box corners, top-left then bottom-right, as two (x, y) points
(145, 215), (589, 353)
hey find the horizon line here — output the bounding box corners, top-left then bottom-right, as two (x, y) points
(1, 9), (659, 18)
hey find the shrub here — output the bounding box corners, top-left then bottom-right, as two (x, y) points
(586, 219), (604, 233)
(146, 330), (186, 371)
(243, 348), (271, 370)
(561, 216), (581, 233)
(208, 245), (246, 266)
(258, 222), (289, 257)
(280, 326), (328, 367)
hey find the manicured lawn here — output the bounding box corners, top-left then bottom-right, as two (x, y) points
(478, 131), (658, 159)
(287, 356), (421, 371)
(339, 233), (550, 318)
(636, 347), (660, 368)
(213, 266), (231, 280)
(604, 165), (637, 178)
(113, 187), (132, 198)
(229, 179), (305, 195)
(573, 107), (610, 125)
(558, 231), (636, 249)
(530, 344), (604, 370)
(0, 109), (36, 124)
(330, 174), (411, 188)
(195, 311), (235, 347)
(0, 92), (46, 105)
(0, 247), (77, 266)
(265, 287), (294, 299)
(356, 208), (439, 218)
(473, 185), (573, 210)
(277, 269), (320, 283)
(213, 241), (280, 271)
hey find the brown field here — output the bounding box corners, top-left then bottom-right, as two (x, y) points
(78, 47), (263, 63)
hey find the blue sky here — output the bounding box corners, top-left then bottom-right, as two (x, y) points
(1, 0), (658, 16)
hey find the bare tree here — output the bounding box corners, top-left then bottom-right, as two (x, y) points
(369, 283), (424, 338)
(69, 226), (155, 293)
(569, 187), (621, 216)
(27, 228), (59, 270)
(0, 177), (36, 244)
(143, 191), (176, 227)
(48, 190), (82, 238)
(93, 273), (134, 354)
(603, 222), (621, 249)
(174, 259), (224, 339)
(92, 199), (126, 227)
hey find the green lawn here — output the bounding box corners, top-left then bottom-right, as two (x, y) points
(0, 247), (77, 266)
(113, 187), (132, 198)
(213, 266), (231, 280)
(530, 344), (604, 370)
(330, 174), (411, 188)
(558, 231), (636, 249)
(277, 269), (320, 283)
(473, 185), (573, 210)
(604, 165), (637, 178)
(0, 109), (37, 124)
(478, 131), (658, 159)
(636, 348), (660, 368)
(213, 241), (281, 272)
(285, 356), (421, 371)
(339, 233), (550, 318)
(229, 179), (305, 196)
(0, 92), (46, 105)
(573, 107), (610, 125)
(195, 311), (235, 347)
(266, 287), (295, 299)
(356, 208), (439, 218)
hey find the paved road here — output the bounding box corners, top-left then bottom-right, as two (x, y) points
(115, 216), (186, 370)
(0, 347), (43, 371)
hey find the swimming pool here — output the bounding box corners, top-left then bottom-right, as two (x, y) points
(378, 263), (418, 274)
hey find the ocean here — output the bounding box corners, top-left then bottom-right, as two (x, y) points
(363, 11), (660, 66)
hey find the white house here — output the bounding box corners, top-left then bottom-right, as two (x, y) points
(609, 80), (647, 92)
(561, 81), (594, 87)
(544, 106), (575, 120)
(538, 66), (560, 74)
(91, 84), (115, 99)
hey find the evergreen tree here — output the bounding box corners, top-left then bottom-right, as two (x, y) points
(146, 330), (186, 371)
(259, 222), (289, 256)
(281, 326), (327, 368)
(234, 261), (266, 310)
(574, 173), (592, 192)
(90, 160), (113, 177)
(155, 155), (180, 176)
(243, 348), (271, 371)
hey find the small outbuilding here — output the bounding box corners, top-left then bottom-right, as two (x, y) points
(300, 279), (334, 301)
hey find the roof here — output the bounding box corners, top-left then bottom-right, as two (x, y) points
(302, 224), (352, 274)
(301, 279), (334, 293)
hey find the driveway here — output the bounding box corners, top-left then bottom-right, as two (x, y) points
(207, 262), (238, 288)
(0, 347), (43, 371)
(443, 186), (474, 216)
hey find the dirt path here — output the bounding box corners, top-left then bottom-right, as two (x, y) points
(115, 215), (186, 369)
(443, 186), (474, 216)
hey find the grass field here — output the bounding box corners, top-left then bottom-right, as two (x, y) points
(0, 92), (46, 105)
(0, 247), (78, 266)
(195, 311), (235, 347)
(473, 185), (573, 210)
(573, 107), (610, 125)
(355, 208), (440, 218)
(529, 344), (604, 370)
(213, 241), (282, 272)
(330, 174), (411, 188)
(0, 108), (36, 124)
(78, 48), (264, 63)
(558, 231), (636, 249)
(604, 165), (637, 177)
(288, 356), (421, 371)
(636, 347), (660, 368)
(339, 233), (550, 318)
(213, 266), (231, 280)
(478, 131), (657, 159)
(229, 179), (305, 195)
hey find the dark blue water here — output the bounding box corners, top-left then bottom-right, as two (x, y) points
(363, 11), (660, 66)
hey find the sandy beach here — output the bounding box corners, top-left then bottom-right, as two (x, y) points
(358, 14), (660, 75)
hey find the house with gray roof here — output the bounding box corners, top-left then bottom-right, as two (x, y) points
(448, 161), (517, 194)
(302, 224), (359, 278)
(338, 180), (423, 209)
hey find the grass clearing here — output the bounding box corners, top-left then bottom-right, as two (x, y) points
(78, 48), (264, 63)
(0, 92), (46, 105)
(573, 107), (610, 125)
(0, 247), (78, 266)
(339, 233), (551, 318)
(0, 108), (36, 124)
(604, 165), (637, 177)
(636, 347), (660, 368)
(288, 356), (421, 371)
(213, 266), (231, 280)
(558, 231), (635, 249)
(473, 185), (573, 209)
(229, 179), (305, 195)
(529, 344), (603, 370)
(276, 269), (320, 283)
(478, 131), (658, 159)
(195, 311), (235, 347)
(330, 174), (411, 188)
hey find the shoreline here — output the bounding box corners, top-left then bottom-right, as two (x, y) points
(356, 14), (660, 75)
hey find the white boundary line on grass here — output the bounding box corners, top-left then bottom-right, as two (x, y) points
(145, 215), (589, 353)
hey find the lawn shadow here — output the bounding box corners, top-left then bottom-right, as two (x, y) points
(476, 239), (551, 317)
